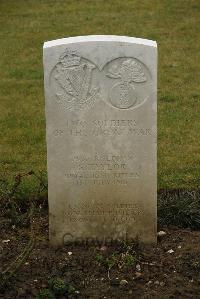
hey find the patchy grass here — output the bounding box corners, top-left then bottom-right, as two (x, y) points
(0, 0), (199, 189)
(158, 190), (200, 229)
(95, 246), (138, 271)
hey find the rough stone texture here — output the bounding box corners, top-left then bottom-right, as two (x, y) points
(43, 35), (157, 246)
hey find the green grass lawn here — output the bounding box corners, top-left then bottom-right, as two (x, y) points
(0, 0), (199, 189)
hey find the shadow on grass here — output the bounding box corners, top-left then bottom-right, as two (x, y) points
(158, 189), (200, 230)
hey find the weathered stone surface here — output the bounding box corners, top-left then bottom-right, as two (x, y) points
(43, 35), (157, 246)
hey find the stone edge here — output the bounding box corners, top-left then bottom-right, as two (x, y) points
(43, 35), (157, 49)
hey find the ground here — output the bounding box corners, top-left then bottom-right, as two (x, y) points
(0, 209), (200, 299)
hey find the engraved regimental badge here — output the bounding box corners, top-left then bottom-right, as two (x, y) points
(51, 49), (100, 110)
(50, 49), (151, 111)
(106, 59), (147, 109)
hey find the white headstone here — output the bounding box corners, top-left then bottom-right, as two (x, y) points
(43, 35), (157, 246)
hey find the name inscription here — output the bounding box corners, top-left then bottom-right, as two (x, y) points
(65, 152), (141, 186)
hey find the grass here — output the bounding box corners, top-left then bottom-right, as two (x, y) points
(158, 190), (200, 229)
(0, 0), (199, 189)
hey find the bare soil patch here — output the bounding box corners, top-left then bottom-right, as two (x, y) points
(0, 210), (199, 299)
